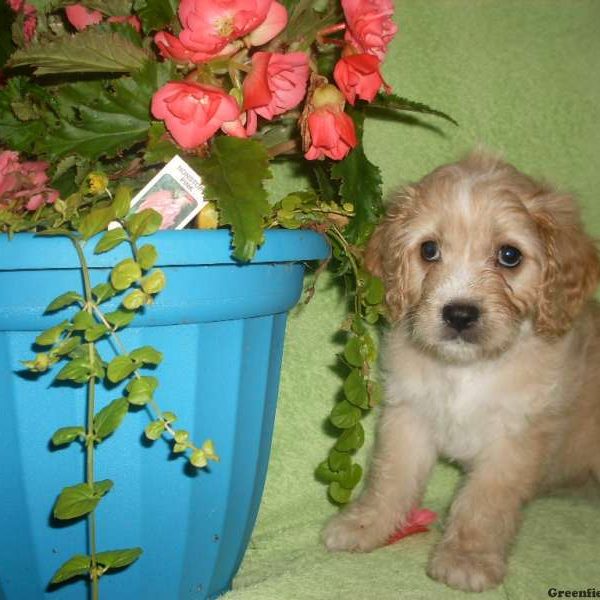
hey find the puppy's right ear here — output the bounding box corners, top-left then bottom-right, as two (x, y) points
(364, 223), (385, 279)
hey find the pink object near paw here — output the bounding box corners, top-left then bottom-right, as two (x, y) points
(386, 508), (437, 545)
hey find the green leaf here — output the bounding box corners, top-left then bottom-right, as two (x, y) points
(123, 289), (147, 310)
(126, 375), (157, 406)
(53, 480), (113, 520)
(137, 244), (157, 270)
(334, 423), (365, 451)
(45, 291), (83, 313)
(92, 282), (117, 303)
(104, 308), (135, 329)
(331, 113), (383, 245)
(343, 336), (363, 367)
(328, 448), (351, 472)
(328, 481), (352, 504)
(72, 310), (96, 331)
(50, 555), (91, 584)
(35, 320), (70, 346)
(368, 380), (383, 407)
(55, 357), (93, 384)
(174, 430), (189, 444)
(130, 345), (162, 365)
(364, 276), (385, 305)
(194, 137), (272, 261)
(315, 460), (339, 483)
(8, 29), (149, 75)
(78, 204), (117, 240)
(133, 0), (177, 31)
(94, 398), (129, 440)
(338, 463), (363, 490)
(329, 399), (361, 429)
(51, 426), (85, 446)
(95, 547), (142, 570)
(37, 61), (173, 160)
(343, 370), (369, 409)
(190, 449), (208, 468)
(113, 185), (132, 218)
(106, 355), (137, 383)
(81, 0), (134, 16)
(144, 419), (165, 441)
(111, 258), (142, 290)
(140, 269), (165, 294)
(95, 227), (128, 254)
(370, 92), (458, 126)
(84, 323), (109, 342)
(52, 337), (81, 357)
(126, 209), (162, 239)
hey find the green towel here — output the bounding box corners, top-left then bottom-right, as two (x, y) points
(227, 1), (600, 598)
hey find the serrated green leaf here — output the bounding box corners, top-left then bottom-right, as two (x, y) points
(95, 547), (142, 570)
(370, 92), (458, 126)
(50, 554), (91, 584)
(53, 480), (113, 520)
(94, 398), (128, 440)
(343, 369), (369, 409)
(35, 320), (70, 346)
(95, 227), (128, 254)
(133, 0), (177, 30)
(126, 209), (162, 239)
(45, 291), (83, 313)
(137, 244), (157, 270)
(328, 481), (352, 504)
(193, 137), (271, 261)
(140, 269), (165, 295)
(104, 308), (135, 329)
(130, 345), (162, 365)
(111, 258), (141, 290)
(106, 355), (136, 383)
(144, 419), (165, 441)
(82, 0), (133, 16)
(8, 29), (149, 75)
(126, 375), (157, 405)
(334, 423), (365, 452)
(329, 399), (361, 429)
(51, 426), (85, 446)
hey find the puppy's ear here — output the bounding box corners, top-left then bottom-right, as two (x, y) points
(531, 193), (600, 336)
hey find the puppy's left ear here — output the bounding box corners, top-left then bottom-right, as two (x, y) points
(531, 192), (600, 336)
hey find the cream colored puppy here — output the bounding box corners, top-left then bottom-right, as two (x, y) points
(322, 151), (600, 592)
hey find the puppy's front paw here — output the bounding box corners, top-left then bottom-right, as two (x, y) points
(427, 543), (506, 592)
(322, 503), (394, 553)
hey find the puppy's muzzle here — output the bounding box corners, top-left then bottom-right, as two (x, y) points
(442, 302), (480, 333)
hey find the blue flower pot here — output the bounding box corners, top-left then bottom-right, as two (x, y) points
(0, 229), (329, 600)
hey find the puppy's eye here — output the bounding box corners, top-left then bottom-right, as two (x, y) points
(421, 240), (440, 262)
(497, 245), (522, 268)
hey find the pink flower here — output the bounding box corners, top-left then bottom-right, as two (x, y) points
(154, 31), (223, 64)
(178, 0), (273, 56)
(246, 1), (287, 46)
(333, 53), (385, 104)
(303, 84), (357, 161)
(65, 4), (103, 30)
(243, 51), (309, 132)
(151, 81), (242, 149)
(342, 0), (398, 60)
(7, 0), (23, 11)
(22, 4), (37, 42)
(0, 150), (58, 211)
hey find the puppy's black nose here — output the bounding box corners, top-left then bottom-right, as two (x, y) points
(442, 303), (480, 332)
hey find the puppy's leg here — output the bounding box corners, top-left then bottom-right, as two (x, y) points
(428, 435), (542, 592)
(323, 403), (436, 552)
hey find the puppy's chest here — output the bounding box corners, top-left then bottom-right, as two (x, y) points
(390, 362), (544, 463)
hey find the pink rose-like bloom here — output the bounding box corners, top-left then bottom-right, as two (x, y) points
(7, 0), (23, 11)
(246, 1), (287, 46)
(305, 107), (357, 161)
(333, 53), (385, 104)
(0, 150), (58, 211)
(243, 51), (309, 133)
(154, 31), (227, 64)
(342, 0), (398, 60)
(65, 4), (103, 30)
(178, 0), (272, 56)
(151, 81), (243, 149)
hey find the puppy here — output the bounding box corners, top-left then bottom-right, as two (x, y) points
(322, 151), (600, 591)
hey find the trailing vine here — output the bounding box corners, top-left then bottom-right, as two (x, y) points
(22, 182), (218, 593)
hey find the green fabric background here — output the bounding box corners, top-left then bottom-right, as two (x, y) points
(226, 2), (600, 598)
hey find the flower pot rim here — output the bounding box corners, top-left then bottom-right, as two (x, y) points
(0, 228), (330, 271)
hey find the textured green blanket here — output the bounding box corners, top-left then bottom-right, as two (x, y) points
(226, 1), (600, 598)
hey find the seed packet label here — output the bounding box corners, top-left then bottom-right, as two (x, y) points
(128, 155), (207, 230)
